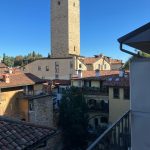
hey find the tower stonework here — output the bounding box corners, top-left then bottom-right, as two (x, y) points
(51, 0), (80, 58)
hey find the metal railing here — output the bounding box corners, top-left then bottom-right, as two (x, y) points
(87, 110), (131, 150)
(76, 87), (109, 96)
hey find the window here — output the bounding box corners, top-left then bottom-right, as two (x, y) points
(55, 62), (59, 73)
(101, 117), (108, 123)
(46, 66), (49, 71)
(69, 74), (72, 79)
(70, 61), (73, 68)
(124, 87), (130, 100)
(79, 64), (82, 68)
(38, 66), (41, 71)
(55, 74), (59, 79)
(98, 64), (101, 69)
(74, 46), (76, 51)
(29, 101), (34, 111)
(113, 88), (120, 99)
(104, 64), (107, 69)
(88, 99), (96, 106)
(73, 2), (75, 7)
(78, 80), (82, 87)
(58, 1), (60, 5)
(94, 118), (99, 128)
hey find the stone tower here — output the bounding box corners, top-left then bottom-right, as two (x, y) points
(51, 0), (80, 58)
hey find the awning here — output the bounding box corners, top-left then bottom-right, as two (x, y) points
(118, 22), (150, 54)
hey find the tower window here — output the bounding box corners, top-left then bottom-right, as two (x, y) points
(74, 46), (76, 51)
(73, 2), (75, 7)
(38, 66), (41, 71)
(58, 1), (61, 5)
(46, 66), (49, 71)
(79, 64), (82, 68)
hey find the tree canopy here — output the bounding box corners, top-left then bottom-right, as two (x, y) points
(123, 51), (150, 70)
(2, 51), (43, 67)
(59, 87), (89, 150)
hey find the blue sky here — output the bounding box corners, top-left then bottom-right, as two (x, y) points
(0, 0), (150, 62)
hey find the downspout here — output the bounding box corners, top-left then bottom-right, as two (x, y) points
(120, 43), (140, 57)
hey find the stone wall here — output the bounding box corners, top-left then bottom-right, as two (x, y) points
(29, 95), (54, 127)
(51, 0), (80, 58)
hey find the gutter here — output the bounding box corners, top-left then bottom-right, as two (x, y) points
(119, 43), (140, 57)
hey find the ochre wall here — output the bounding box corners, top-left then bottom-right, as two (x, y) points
(93, 58), (111, 71)
(0, 90), (23, 117)
(109, 87), (130, 124)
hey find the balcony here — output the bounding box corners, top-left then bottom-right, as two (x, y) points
(88, 101), (109, 113)
(77, 87), (108, 96)
(87, 110), (131, 150)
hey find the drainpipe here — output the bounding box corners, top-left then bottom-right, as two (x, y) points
(120, 43), (140, 57)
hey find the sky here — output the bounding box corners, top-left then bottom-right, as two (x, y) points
(0, 0), (150, 62)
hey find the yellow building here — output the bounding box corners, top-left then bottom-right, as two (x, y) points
(71, 70), (116, 129)
(0, 70), (50, 122)
(79, 55), (111, 71)
(104, 74), (130, 123)
(71, 70), (130, 126)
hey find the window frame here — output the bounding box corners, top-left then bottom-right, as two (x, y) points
(113, 87), (120, 99)
(124, 87), (130, 100)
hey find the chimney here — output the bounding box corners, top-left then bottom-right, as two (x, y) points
(77, 70), (82, 78)
(99, 53), (104, 58)
(3, 74), (10, 83)
(119, 68), (125, 77)
(95, 69), (100, 77)
(9, 67), (13, 74)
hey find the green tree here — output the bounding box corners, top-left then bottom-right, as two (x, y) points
(59, 87), (89, 150)
(123, 51), (150, 70)
(14, 55), (24, 66)
(3, 55), (14, 67)
(48, 53), (51, 58)
(3, 53), (6, 62)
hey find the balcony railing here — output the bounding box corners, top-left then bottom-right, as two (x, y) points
(77, 87), (108, 96)
(87, 110), (131, 150)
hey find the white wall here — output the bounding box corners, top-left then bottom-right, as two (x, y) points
(130, 58), (150, 150)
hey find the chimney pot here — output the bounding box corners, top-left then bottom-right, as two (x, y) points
(3, 74), (10, 83)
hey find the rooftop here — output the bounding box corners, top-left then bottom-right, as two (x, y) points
(0, 72), (44, 88)
(0, 116), (56, 150)
(82, 70), (120, 78)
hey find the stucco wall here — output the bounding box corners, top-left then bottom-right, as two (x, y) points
(109, 87), (130, 123)
(77, 59), (87, 70)
(93, 59), (111, 70)
(0, 90), (23, 117)
(22, 58), (76, 80)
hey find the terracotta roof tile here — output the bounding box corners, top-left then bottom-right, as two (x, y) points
(0, 63), (7, 68)
(0, 117), (56, 150)
(82, 70), (120, 78)
(103, 75), (129, 87)
(110, 59), (123, 64)
(80, 57), (101, 64)
(0, 73), (44, 88)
